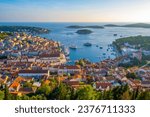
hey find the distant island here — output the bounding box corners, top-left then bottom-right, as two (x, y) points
(104, 23), (150, 28)
(104, 24), (120, 27)
(67, 23), (150, 30)
(67, 25), (104, 29)
(0, 26), (50, 34)
(122, 23), (150, 28)
(76, 29), (93, 34)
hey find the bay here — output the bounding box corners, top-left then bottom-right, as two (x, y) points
(1, 22), (150, 63)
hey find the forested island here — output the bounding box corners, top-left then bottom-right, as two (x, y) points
(104, 24), (120, 27)
(67, 23), (150, 29)
(0, 26), (50, 34)
(104, 23), (150, 28)
(67, 25), (104, 29)
(123, 23), (150, 28)
(76, 29), (93, 34)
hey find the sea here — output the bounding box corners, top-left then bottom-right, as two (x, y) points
(1, 22), (150, 64)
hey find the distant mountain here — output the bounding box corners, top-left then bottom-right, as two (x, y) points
(67, 25), (104, 29)
(122, 23), (150, 28)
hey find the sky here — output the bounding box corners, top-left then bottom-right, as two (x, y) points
(0, 0), (150, 22)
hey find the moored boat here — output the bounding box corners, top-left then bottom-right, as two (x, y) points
(69, 45), (77, 50)
(83, 42), (92, 46)
(64, 48), (70, 56)
(114, 34), (117, 36)
(99, 47), (103, 49)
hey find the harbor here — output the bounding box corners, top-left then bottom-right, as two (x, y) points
(1, 22), (150, 63)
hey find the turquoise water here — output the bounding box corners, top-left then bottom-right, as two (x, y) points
(1, 22), (150, 63)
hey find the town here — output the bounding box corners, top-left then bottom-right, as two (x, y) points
(0, 32), (150, 100)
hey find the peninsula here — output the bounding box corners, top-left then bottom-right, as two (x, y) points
(0, 26), (50, 34)
(113, 35), (150, 67)
(113, 35), (150, 51)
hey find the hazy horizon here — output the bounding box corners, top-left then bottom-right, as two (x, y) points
(0, 0), (150, 22)
(0, 21), (150, 23)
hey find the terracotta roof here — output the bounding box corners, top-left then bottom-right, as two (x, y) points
(130, 79), (141, 84)
(15, 76), (25, 82)
(14, 62), (32, 66)
(96, 82), (111, 89)
(63, 80), (80, 86)
(19, 87), (34, 93)
(9, 81), (20, 89)
(39, 53), (60, 58)
(19, 70), (48, 74)
(44, 80), (50, 85)
(141, 81), (150, 85)
(59, 65), (80, 69)
(0, 75), (7, 80)
(105, 76), (115, 81)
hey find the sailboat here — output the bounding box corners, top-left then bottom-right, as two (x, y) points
(69, 45), (77, 50)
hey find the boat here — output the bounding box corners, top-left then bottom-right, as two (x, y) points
(99, 47), (103, 49)
(69, 45), (77, 50)
(83, 42), (92, 46)
(114, 34), (117, 36)
(103, 53), (106, 55)
(64, 48), (70, 56)
(66, 57), (70, 60)
(111, 53), (115, 55)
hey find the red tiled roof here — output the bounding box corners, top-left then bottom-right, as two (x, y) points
(39, 53), (60, 58)
(19, 70), (48, 74)
(96, 82), (111, 89)
(9, 81), (20, 89)
(63, 79), (80, 86)
(59, 65), (80, 69)
(18, 87), (34, 93)
(141, 81), (150, 85)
